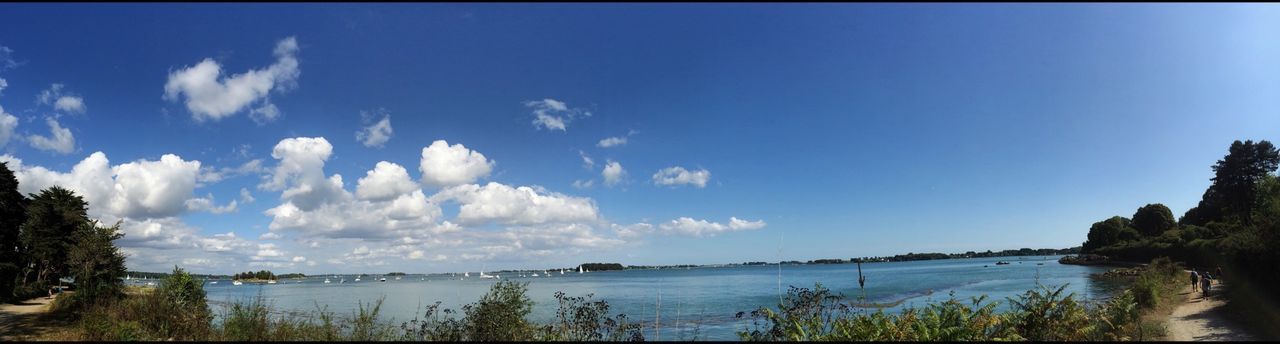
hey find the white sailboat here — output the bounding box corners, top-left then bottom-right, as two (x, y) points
(379, 277), (386, 282)
(324, 278), (331, 284)
(560, 269), (565, 275)
(464, 271), (470, 277)
(210, 281), (218, 284)
(480, 265), (499, 279)
(578, 265), (584, 274)
(232, 280), (243, 286)
(267, 279), (277, 284)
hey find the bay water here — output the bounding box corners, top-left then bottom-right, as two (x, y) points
(189, 255), (1123, 340)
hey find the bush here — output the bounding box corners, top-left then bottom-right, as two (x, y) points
(463, 280), (536, 341)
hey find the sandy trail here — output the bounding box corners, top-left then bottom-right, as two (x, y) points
(0, 295), (59, 339)
(1166, 280), (1255, 341)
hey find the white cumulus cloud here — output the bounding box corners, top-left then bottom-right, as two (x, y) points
(418, 140), (493, 187)
(260, 137), (348, 211)
(432, 182), (599, 226)
(356, 161), (418, 202)
(602, 160), (625, 187)
(163, 36), (300, 122)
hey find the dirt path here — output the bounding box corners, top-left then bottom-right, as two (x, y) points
(1166, 280), (1255, 341)
(0, 295), (76, 340)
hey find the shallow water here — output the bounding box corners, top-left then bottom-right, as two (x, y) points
(186, 255), (1122, 340)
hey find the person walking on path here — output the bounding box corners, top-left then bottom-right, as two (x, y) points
(1190, 269), (1200, 292)
(1215, 266), (1223, 282)
(1201, 274), (1212, 299)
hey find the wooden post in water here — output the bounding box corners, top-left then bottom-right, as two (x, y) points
(857, 261), (866, 301)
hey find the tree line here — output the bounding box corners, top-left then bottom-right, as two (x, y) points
(1, 161), (127, 303)
(1078, 139), (1280, 334)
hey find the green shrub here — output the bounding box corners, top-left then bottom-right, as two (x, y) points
(463, 280), (536, 341)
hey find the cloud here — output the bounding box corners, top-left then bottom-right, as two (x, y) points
(240, 188), (255, 203)
(262, 147), (444, 239)
(356, 161), (418, 201)
(356, 109), (393, 148)
(571, 179), (594, 189)
(0, 105), (15, 147)
(658, 216), (767, 237)
(197, 159), (265, 185)
(0, 46), (18, 71)
(597, 136), (626, 148)
(578, 150), (594, 170)
(418, 140), (494, 187)
(249, 102), (281, 124)
(652, 166), (711, 188)
(0, 78), (7, 94)
(259, 232), (283, 240)
(186, 194), (238, 214)
(432, 182), (599, 226)
(54, 96), (86, 114)
(37, 84), (87, 114)
(163, 36), (300, 122)
(602, 160), (625, 187)
(612, 222), (655, 239)
(0, 152), (210, 220)
(260, 137), (347, 211)
(523, 98), (591, 131)
(27, 117), (75, 154)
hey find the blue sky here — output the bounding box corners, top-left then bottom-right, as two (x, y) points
(1, 4), (1278, 274)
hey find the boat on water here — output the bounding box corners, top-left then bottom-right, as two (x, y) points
(532, 273), (539, 277)
(354, 277), (361, 282)
(232, 280), (243, 286)
(464, 271), (470, 277)
(995, 261), (1011, 265)
(480, 265), (499, 279)
(379, 277), (387, 282)
(395, 276), (401, 280)
(324, 278), (331, 284)
(210, 281), (218, 284)
(579, 266), (584, 274)
(267, 279), (277, 284)
(560, 269), (565, 275)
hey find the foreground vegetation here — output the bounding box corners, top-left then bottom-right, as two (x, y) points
(737, 257), (1182, 341)
(54, 269), (645, 341)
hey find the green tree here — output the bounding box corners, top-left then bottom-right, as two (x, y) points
(66, 220), (127, 303)
(20, 186), (89, 286)
(1184, 140), (1280, 226)
(1082, 216), (1139, 253)
(0, 162), (27, 301)
(1132, 204), (1176, 237)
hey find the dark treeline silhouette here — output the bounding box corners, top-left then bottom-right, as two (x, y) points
(233, 270), (277, 281)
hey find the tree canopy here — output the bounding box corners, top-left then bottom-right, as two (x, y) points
(1131, 203), (1176, 237)
(20, 186), (90, 286)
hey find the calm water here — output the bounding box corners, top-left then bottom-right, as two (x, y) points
(186, 256), (1122, 341)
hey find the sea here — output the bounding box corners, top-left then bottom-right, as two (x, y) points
(157, 255), (1124, 341)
